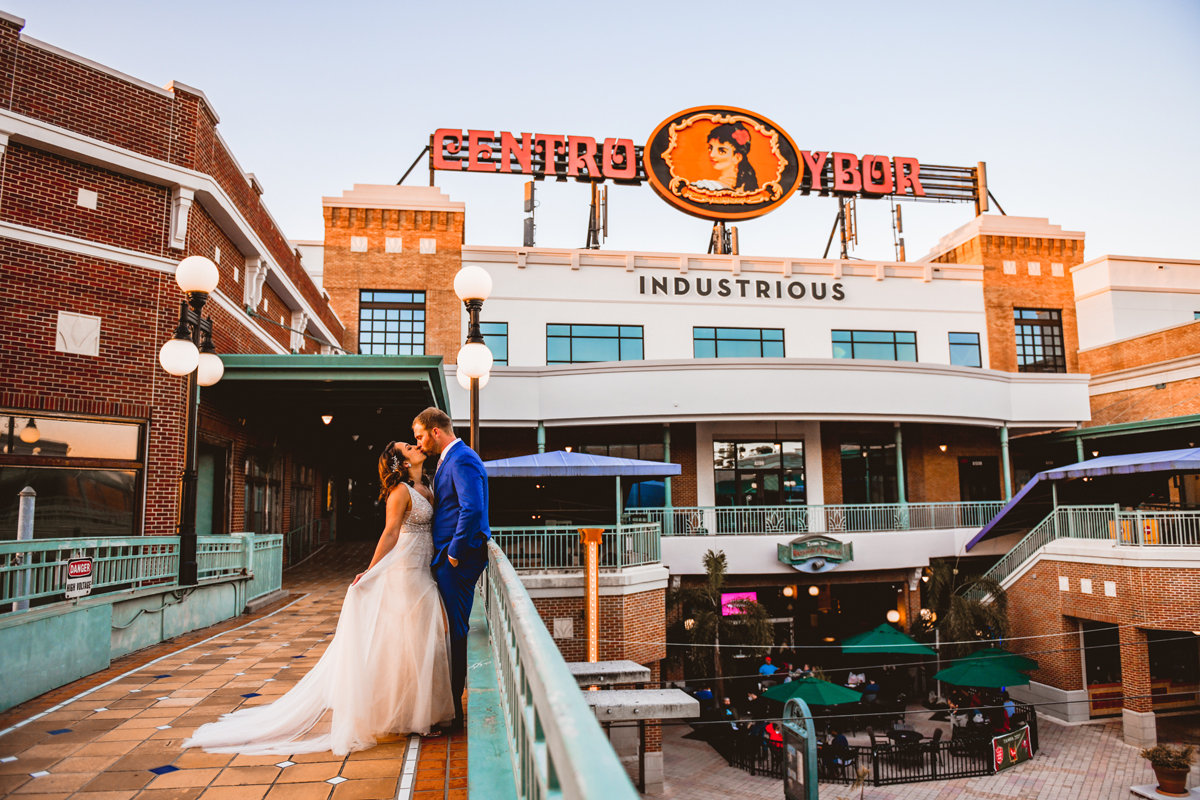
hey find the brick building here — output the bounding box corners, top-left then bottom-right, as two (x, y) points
(0, 12), (449, 577)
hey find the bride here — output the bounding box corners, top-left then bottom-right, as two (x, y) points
(182, 441), (455, 756)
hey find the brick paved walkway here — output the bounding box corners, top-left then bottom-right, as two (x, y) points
(0, 542), (466, 800)
(652, 713), (1200, 799)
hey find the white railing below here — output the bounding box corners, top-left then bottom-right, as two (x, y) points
(627, 501), (1006, 536)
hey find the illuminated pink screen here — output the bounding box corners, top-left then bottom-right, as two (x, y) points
(720, 591), (757, 615)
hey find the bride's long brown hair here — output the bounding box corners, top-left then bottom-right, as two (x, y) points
(377, 441), (429, 502)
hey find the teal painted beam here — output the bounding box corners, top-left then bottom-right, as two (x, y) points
(467, 592), (518, 800)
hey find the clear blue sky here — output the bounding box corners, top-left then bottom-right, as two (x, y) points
(19, 0), (1200, 262)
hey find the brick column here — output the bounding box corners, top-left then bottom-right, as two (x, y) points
(1120, 625), (1156, 747)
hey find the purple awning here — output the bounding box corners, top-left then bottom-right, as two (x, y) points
(483, 450), (682, 478)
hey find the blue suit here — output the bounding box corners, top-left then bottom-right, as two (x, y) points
(431, 439), (491, 727)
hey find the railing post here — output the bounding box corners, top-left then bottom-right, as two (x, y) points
(14, 486), (35, 612)
(241, 532), (255, 576)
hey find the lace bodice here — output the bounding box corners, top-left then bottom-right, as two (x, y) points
(402, 488), (434, 564)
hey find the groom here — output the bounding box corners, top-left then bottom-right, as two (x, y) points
(413, 407), (491, 732)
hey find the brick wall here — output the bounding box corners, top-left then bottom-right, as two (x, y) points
(932, 231), (1085, 373)
(1079, 319), (1200, 376)
(1088, 376), (1200, 428)
(0, 144), (171, 256)
(531, 587), (666, 668)
(904, 424), (1003, 503)
(1004, 557), (1200, 696)
(323, 206), (464, 359)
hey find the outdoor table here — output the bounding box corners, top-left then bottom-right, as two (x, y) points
(887, 729), (924, 744)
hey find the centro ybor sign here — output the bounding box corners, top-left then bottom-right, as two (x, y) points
(778, 535), (854, 573)
(429, 105), (981, 222)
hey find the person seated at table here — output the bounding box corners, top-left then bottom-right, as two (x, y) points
(759, 656), (778, 677)
(861, 677), (881, 704)
(800, 663), (814, 678)
(694, 684), (715, 717)
(829, 728), (849, 748)
(1001, 690), (1016, 720)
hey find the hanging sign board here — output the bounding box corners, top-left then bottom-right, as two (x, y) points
(777, 535), (854, 573)
(992, 725), (1033, 773)
(65, 557), (93, 599)
(428, 108), (981, 222)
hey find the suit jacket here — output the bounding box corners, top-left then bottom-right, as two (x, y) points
(431, 440), (491, 566)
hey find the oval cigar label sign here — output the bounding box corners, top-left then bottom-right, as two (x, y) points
(643, 106), (802, 221)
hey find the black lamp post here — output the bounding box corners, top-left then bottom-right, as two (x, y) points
(453, 266), (493, 452)
(158, 256), (224, 586)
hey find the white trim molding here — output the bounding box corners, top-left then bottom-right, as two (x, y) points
(169, 186), (195, 250)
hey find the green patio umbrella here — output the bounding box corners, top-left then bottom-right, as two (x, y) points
(840, 624), (937, 656)
(934, 660), (1031, 688)
(763, 677), (864, 706)
(958, 647), (1039, 672)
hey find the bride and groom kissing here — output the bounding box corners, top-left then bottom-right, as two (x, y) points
(183, 407), (490, 755)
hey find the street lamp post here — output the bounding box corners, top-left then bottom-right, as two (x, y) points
(158, 256), (223, 586)
(453, 266), (493, 452)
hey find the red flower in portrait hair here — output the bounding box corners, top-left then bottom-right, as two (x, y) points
(732, 129), (751, 145)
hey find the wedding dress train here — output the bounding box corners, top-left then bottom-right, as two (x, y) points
(182, 489), (454, 756)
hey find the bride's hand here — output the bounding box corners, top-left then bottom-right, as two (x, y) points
(351, 572), (365, 586)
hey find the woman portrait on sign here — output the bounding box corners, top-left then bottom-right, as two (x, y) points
(690, 121), (760, 193)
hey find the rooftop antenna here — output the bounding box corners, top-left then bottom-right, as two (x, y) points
(585, 184), (607, 249)
(523, 181), (536, 247)
(708, 222), (733, 254)
(824, 198), (855, 259)
(892, 201), (906, 262)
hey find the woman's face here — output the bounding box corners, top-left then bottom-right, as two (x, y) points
(397, 442), (426, 468)
(708, 139), (740, 172)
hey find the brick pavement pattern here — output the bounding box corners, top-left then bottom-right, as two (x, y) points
(0, 542), (465, 800)
(651, 713), (1200, 800)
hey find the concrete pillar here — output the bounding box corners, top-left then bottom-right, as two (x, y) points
(1120, 625), (1156, 747)
(662, 424), (672, 509)
(893, 423), (906, 504)
(14, 486), (35, 612)
(537, 421), (545, 454)
(1000, 426), (1012, 501)
(1076, 436), (1085, 463)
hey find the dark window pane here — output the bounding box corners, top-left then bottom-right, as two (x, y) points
(0, 466), (137, 539)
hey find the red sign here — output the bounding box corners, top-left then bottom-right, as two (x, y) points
(432, 129), (639, 182)
(68, 559), (92, 578)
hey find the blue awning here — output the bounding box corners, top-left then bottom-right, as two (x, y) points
(483, 450), (682, 478)
(966, 447), (1200, 551)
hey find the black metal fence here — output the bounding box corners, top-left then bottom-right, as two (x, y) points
(727, 703), (1039, 787)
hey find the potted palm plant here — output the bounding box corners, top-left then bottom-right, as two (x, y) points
(1140, 744), (1195, 797)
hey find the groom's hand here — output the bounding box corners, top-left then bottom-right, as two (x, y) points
(448, 556), (459, 568)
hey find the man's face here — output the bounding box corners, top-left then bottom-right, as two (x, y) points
(413, 422), (441, 456)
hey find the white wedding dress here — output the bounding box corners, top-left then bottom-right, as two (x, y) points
(183, 488), (455, 756)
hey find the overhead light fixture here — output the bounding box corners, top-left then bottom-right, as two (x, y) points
(684, 618), (696, 631)
(782, 586), (795, 598)
(823, 636), (836, 643)
(19, 418), (40, 444)
(938, 444), (947, 452)
(565, 446), (573, 452)
(808, 585), (820, 596)
(1092, 450), (1099, 457)
(352, 435), (359, 441)
(321, 415), (333, 425)
(922, 574), (929, 583)
(886, 609), (901, 624)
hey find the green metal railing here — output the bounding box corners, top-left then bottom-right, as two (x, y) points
(490, 523), (660, 571)
(627, 501), (1006, 536)
(970, 506), (1200, 599)
(285, 519), (330, 567)
(0, 533), (284, 612)
(246, 534), (284, 600)
(481, 541), (640, 800)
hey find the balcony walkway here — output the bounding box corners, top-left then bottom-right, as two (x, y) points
(0, 542), (465, 800)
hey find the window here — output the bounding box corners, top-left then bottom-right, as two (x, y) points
(949, 332), (982, 368)
(1013, 308), (1065, 373)
(713, 441), (806, 508)
(359, 291), (425, 355)
(832, 330), (917, 362)
(244, 453), (282, 535)
(694, 327), (784, 358)
(481, 322), (508, 366)
(840, 442), (904, 504)
(1, 412), (143, 540)
(547, 324), (643, 364)
(1194, 312), (1200, 320)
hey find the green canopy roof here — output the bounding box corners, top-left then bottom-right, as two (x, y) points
(957, 647), (1039, 672)
(934, 660), (1031, 688)
(840, 624), (937, 656)
(763, 677), (863, 707)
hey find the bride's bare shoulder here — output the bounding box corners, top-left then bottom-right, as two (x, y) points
(385, 482), (412, 508)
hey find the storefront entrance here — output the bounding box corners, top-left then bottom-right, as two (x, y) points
(713, 440), (805, 507)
